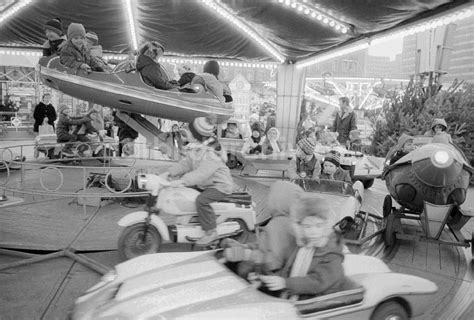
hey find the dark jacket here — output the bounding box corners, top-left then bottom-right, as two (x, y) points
(60, 40), (103, 71)
(287, 155), (321, 180)
(333, 111), (357, 144)
(136, 55), (176, 90)
(56, 114), (90, 141)
(33, 102), (57, 132)
(280, 233), (345, 297)
(42, 37), (67, 56)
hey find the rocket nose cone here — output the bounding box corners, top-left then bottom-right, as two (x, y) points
(412, 149), (461, 187)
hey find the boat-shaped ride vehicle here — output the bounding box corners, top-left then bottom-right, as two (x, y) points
(38, 56), (234, 123)
(381, 136), (474, 255)
(71, 250), (437, 320)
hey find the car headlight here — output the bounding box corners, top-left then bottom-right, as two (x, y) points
(85, 270), (117, 294)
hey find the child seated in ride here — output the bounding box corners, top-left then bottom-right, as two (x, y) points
(60, 23), (104, 73)
(136, 41), (178, 90)
(222, 120), (243, 139)
(42, 18), (67, 56)
(167, 116), (234, 246)
(222, 181), (303, 276)
(261, 127), (283, 155)
(56, 104), (97, 156)
(387, 134), (416, 165)
(190, 60), (232, 103)
(426, 118), (453, 144)
(259, 195), (345, 299)
(287, 138), (321, 180)
(242, 123), (265, 155)
(320, 151), (351, 183)
(84, 31), (112, 71)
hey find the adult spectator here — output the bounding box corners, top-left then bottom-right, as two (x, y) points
(33, 93), (57, 133)
(333, 96), (357, 145)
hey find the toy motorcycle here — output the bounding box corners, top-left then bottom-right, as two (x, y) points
(117, 174), (256, 261)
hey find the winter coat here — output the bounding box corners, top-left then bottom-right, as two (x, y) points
(33, 102), (57, 132)
(168, 145), (234, 194)
(56, 113), (90, 141)
(191, 73), (225, 102)
(136, 55), (176, 90)
(60, 40), (103, 71)
(333, 111), (357, 144)
(256, 181), (303, 271)
(242, 135), (266, 154)
(320, 167), (352, 183)
(261, 139), (282, 155)
(279, 232), (345, 297)
(42, 36), (67, 56)
(287, 155), (321, 180)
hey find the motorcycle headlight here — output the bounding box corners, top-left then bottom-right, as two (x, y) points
(136, 174), (147, 189)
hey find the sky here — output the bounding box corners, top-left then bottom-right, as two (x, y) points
(368, 37), (404, 60)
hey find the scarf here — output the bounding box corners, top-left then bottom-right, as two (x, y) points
(288, 246), (315, 301)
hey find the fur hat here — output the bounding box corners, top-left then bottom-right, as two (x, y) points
(67, 23), (86, 39)
(431, 118), (448, 131)
(57, 104), (70, 114)
(203, 60), (220, 78)
(188, 116), (216, 141)
(251, 122), (263, 134)
(85, 31), (99, 45)
(323, 151), (341, 167)
(44, 18), (63, 35)
(297, 138), (316, 155)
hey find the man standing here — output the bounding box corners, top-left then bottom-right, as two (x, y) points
(333, 96), (357, 146)
(33, 93), (57, 133)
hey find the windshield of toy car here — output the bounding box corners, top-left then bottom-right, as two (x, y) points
(292, 179), (354, 196)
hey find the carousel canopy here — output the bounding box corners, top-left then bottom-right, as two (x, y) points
(0, 0), (472, 66)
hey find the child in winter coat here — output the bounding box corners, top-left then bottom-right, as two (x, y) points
(259, 195), (345, 299)
(136, 41), (177, 90)
(60, 23), (104, 73)
(242, 123), (265, 154)
(320, 151), (352, 183)
(223, 181), (304, 276)
(166, 116), (234, 246)
(42, 18), (67, 56)
(387, 134), (416, 165)
(261, 127), (283, 155)
(287, 138), (321, 180)
(56, 104), (96, 156)
(84, 31), (112, 71)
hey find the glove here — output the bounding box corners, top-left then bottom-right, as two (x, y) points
(224, 247), (252, 262)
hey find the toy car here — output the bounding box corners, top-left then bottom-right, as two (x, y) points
(71, 250), (437, 319)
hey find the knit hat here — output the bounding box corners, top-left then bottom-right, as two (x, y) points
(44, 18), (63, 35)
(297, 138), (316, 155)
(67, 23), (86, 39)
(188, 116), (216, 141)
(431, 118), (448, 132)
(323, 151), (341, 167)
(85, 31), (99, 45)
(57, 104), (70, 114)
(203, 60), (220, 78)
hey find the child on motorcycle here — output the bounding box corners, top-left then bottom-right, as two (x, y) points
(166, 116), (234, 246)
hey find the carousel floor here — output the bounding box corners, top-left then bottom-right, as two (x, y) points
(0, 161), (473, 319)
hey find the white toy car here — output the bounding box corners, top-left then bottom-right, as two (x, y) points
(71, 251), (437, 320)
